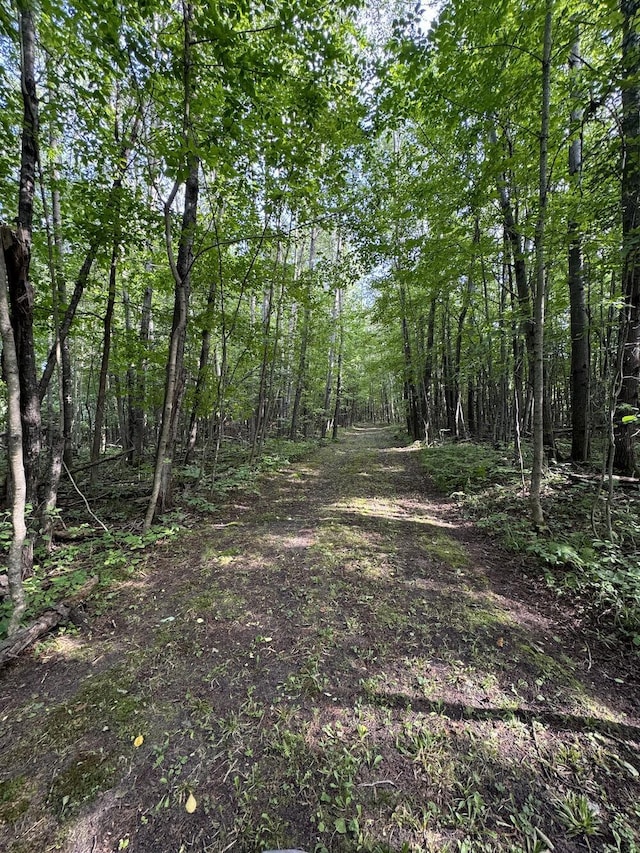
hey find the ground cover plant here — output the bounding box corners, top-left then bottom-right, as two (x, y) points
(0, 438), (315, 641)
(421, 441), (640, 648)
(1, 427), (639, 853)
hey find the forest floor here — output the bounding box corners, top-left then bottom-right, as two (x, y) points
(1, 426), (640, 853)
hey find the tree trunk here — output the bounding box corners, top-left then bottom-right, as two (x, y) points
(399, 284), (420, 440)
(422, 295), (436, 443)
(614, 0), (640, 476)
(144, 2), (199, 529)
(332, 286), (344, 440)
(0, 228), (28, 636)
(9, 4), (41, 507)
(568, 31), (590, 462)
(128, 286), (152, 465)
(251, 245), (278, 458)
(144, 160), (199, 530)
(490, 126), (535, 374)
(90, 237), (119, 483)
(530, 0), (553, 527)
(290, 230), (316, 439)
(322, 286), (339, 439)
(48, 109), (75, 470)
(185, 275), (216, 464)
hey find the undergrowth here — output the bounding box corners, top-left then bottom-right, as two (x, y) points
(421, 442), (640, 646)
(0, 437), (316, 641)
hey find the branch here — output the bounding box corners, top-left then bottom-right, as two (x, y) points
(62, 461), (109, 532)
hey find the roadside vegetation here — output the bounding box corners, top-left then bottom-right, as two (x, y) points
(421, 441), (640, 648)
(0, 439), (315, 640)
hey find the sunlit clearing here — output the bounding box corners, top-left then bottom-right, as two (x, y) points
(384, 443), (424, 454)
(332, 498), (458, 529)
(40, 633), (87, 662)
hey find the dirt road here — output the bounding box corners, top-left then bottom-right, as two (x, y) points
(1, 426), (639, 852)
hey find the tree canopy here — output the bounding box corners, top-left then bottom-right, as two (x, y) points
(1, 0), (639, 634)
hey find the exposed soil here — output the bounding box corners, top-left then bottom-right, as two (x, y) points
(1, 426), (639, 853)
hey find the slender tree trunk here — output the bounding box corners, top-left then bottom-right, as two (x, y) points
(36, 138), (65, 544)
(422, 295), (436, 443)
(530, 0), (553, 527)
(44, 84), (75, 470)
(90, 237), (119, 483)
(322, 286), (339, 439)
(262, 257), (288, 443)
(614, 0), (640, 475)
(251, 248), (278, 458)
(0, 229), (28, 635)
(399, 284), (420, 440)
(332, 286), (344, 440)
(490, 127), (535, 376)
(454, 276), (472, 439)
(128, 286), (152, 465)
(8, 4), (41, 508)
(51, 162), (74, 470)
(144, 3), (199, 530)
(568, 31), (590, 462)
(185, 276), (216, 464)
(290, 303), (310, 439)
(144, 159), (199, 529)
(290, 230), (316, 439)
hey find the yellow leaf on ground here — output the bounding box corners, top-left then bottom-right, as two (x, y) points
(185, 793), (197, 813)
(133, 735), (144, 748)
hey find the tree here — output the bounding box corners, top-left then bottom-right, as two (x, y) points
(0, 227), (27, 635)
(568, 28), (590, 463)
(615, 0), (640, 476)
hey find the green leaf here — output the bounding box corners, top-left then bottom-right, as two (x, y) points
(334, 817), (347, 834)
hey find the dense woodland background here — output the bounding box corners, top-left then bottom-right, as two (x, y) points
(0, 0), (639, 639)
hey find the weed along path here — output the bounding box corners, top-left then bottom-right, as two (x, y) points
(2, 426), (640, 853)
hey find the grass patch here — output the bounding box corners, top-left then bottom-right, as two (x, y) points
(418, 531), (469, 569)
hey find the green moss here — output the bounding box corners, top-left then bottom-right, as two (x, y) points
(49, 750), (117, 818)
(42, 666), (142, 748)
(419, 531), (469, 569)
(189, 582), (246, 619)
(0, 777), (31, 824)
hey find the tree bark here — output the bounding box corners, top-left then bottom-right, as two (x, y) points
(128, 286), (152, 465)
(568, 31), (590, 462)
(332, 286), (344, 440)
(184, 275), (216, 464)
(0, 228), (28, 636)
(490, 126), (535, 373)
(290, 230), (316, 439)
(614, 0), (640, 475)
(144, 160), (199, 529)
(90, 237), (119, 483)
(51, 157), (74, 469)
(530, 0), (553, 527)
(144, 2), (199, 529)
(9, 4), (41, 507)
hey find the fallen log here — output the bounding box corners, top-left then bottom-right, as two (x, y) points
(0, 575), (99, 668)
(565, 472), (639, 489)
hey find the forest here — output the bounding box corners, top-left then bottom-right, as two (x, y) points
(1, 2), (640, 851)
(0, 0), (637, 627)
(1, 0), (639, 639)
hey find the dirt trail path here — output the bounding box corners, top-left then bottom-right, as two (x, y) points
(1, 426), (640, 853)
